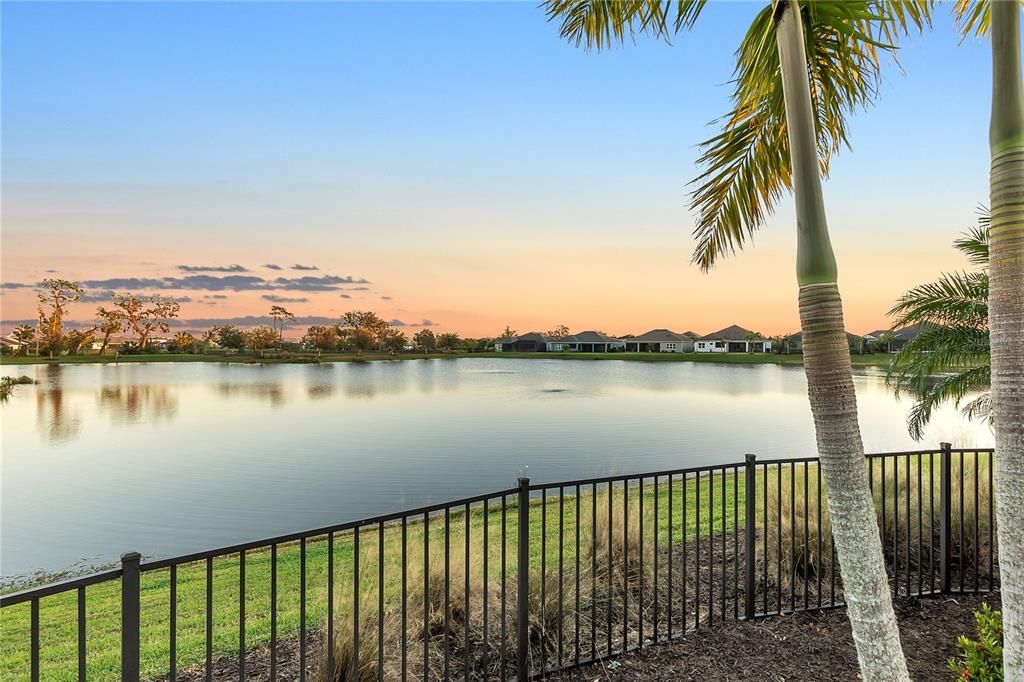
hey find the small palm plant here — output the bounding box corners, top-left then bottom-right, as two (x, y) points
(886, 208), (990, 440)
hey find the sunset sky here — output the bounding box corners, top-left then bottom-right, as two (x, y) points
(1, 2), (991, 338)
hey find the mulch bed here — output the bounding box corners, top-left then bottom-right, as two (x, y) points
(563, 592), (999, 682)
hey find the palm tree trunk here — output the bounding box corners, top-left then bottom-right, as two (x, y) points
(774, 3), (908, 679)
(990, 2), (1024, 676)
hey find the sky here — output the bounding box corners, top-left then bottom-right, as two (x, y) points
(0, 1), (994, 338)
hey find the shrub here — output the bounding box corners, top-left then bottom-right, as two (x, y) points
(949, 603), (1002, 681)
(0, 375), (36, 401)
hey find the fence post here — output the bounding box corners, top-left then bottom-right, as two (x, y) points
(121, 551), (141, 682)
(516, 477), (530, 681)
(939, 442), (953, 593)
(744, 454), (757, 620)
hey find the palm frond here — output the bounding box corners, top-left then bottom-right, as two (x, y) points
(887, 270), (989, 328)
(952, 205), (990, 265)
(961, 393), (992, 422)
(952, 1), (1024, 39)
(888, 325), (990, 387)
(902, 364), (991, 440)
(543, 0), (707, 50)
(876, 0), (934, 44)
(952, 0), (990, 38)
(689, 1), (916, 269)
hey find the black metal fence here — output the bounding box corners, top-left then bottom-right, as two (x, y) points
(0, 444), (996, 681)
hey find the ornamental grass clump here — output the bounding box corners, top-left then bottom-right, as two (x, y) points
(763, 456), (993, 592)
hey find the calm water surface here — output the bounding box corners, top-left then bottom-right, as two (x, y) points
(0, 358), (992, 580)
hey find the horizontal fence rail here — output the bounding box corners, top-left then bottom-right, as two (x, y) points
(0, 445), (996, 681)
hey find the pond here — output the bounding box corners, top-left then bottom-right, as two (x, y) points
(0, 358), (991, 581)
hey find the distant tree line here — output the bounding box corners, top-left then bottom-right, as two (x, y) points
(2, 278), (488, 357)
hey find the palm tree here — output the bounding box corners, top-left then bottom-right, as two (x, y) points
(543, 2), (930, 677)
(743, 330), (763, 353)
(887, 211), (990, 440)
(979, 1), (1024, 673)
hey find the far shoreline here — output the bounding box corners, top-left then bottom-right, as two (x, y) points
(0, 350), (896, 368)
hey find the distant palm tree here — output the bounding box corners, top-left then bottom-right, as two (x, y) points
(887, 210), (990, 440)
(543, 2), (931, 676)
(744, 330), (763, 353)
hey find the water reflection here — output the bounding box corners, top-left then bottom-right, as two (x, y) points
(97, 385), (178, 424)
(214, 381), (286, 406)
(305, 365), (337, 400)
(34, 385), (82, 444)
(1, 358), (994, 578)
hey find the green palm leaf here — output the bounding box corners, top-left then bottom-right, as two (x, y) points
(886, 213), (991, 440)
(690, 1), (928, 269)
(543, 0), (707, 49)
(887, 271), (989, 328)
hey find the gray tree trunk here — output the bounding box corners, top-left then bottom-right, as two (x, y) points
(989, 2), (1024, 677)
(775, 3), (909, 679)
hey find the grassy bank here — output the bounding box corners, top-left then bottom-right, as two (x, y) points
(0, 454), (991, 680)
(0, 351), (895, 368)
(0, 475), (742, 681)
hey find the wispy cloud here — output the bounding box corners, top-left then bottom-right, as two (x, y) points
(389, 319), (437, 327)
(262, 294), (308, 303)
(381, 295), (393, 300)
(177, 264), (248, 273)
(291, 264), (319, 271)
(74, 274), (369, 292)
(262, 264), (283, 270)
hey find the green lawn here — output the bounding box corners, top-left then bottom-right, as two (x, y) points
(0, 350), (895, 368)
(0, 472), (746, 681)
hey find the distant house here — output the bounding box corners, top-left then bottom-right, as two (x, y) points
(785, 331), (865, 354)
(622, 329), (694, 353)
(863, 325), (928, 353)
(89, 335), (133, 351)
(0, 335), (27, 353)
(494, 330), (625, 353)
(694, 325), (772, 353)
(494, 332), (551, 352)
(559, 331), (625, 353)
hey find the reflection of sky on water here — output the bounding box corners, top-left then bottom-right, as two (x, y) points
(0, 359), (992, 579)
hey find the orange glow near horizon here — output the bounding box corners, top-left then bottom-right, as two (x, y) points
(0, 213), (974, 339)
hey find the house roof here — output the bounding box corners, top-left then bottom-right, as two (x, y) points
(890, 324), (930, 341)
(681, 331), (700, 339)
(629, 329), (690, 343)
(788, 331), (862, 343)
(564, 330), (622, 343)
(697, 325), (759, 341)
(862, 324), (928, 342)
(500, 332), (550, 344)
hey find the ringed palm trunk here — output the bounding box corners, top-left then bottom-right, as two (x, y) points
(775, 2), (908, 679)
(990, 2), (1024, 676)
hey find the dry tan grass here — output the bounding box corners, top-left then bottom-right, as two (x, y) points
(762, 455), (993, 592)
(315, 489), (661, 680)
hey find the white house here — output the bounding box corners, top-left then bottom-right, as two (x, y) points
(694, 325), (771, 353)
(622, 329), (695, 353)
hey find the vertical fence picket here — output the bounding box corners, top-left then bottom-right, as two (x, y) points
(121, 552), (141, 682)
(516, 477), (530, 682)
